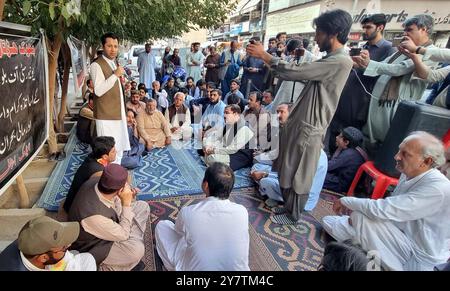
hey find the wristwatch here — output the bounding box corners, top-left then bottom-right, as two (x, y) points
(415, 46), (422, 54)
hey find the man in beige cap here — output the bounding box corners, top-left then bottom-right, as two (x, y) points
(68, 164), (150, 271)
(0, 216), (96, 271)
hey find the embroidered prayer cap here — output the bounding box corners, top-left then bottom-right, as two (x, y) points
(98, 164), (128, 191)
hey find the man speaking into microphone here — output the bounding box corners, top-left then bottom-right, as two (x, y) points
(90, 32), (130, 164)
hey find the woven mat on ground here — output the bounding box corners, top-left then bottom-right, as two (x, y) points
(37, 136), (254, 211)
(132, 140), (254, 200)
(36, 129), (89, 211)
(143, 189), (337, 271)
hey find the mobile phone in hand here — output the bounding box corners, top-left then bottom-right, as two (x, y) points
(349, 47), (362, 56)
(392, 37), (404, 47)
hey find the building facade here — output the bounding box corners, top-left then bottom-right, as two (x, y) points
(210, 0), (450, 48)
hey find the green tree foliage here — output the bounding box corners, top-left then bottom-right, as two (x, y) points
(4, 0), (235, 45)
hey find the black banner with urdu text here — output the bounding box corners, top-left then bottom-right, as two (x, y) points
(0, 32), (48, 195)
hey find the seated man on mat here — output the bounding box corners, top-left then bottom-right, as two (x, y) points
(323, 126), (367, 193)
(121, 109), (146, 169)
(0, 216), (96, 271)
(164, 92), (193, 141)
(155, 162), (250, 271)
(322, 131), (450, 271)
(136, 98), (172, 151)
(61, 136), (116, 217)
(202, 104), (254, 171)
(68, 164), (150, 271)
(251, 103), (327, 218)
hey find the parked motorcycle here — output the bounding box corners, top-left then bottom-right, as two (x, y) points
(161, 63), (186, 87)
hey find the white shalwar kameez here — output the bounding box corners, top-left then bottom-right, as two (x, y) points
(322, 169), (450, 271)
(154, 196), (250, 271)
(90, 56), (130, 164)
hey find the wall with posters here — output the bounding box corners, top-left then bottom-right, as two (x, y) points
(323, 0), (450, 32)
(0, 26), (49, 196)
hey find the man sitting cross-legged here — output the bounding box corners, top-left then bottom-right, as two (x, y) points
(164, 92), (193, 141)
(61, 136), (117, 217)
(155, 162), (250, 271)
(68, 164), (150, 271)
(136, 98), (172, 151)
(202, 104), (254, 171)
(322, 131), (450, 271)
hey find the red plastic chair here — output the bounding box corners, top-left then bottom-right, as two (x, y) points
(347, 161), (399, 199)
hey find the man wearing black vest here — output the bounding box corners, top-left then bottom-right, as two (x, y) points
(62, 136), (116, 215)
(164, 92), (192, 141)
(203, 105), (254, 171)
(90, 32), (130, 164)
(68, 164), (150, 271)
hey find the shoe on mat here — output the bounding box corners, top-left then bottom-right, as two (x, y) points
(270, 214), (298, 225)
(271, 206), (286, 214)
(56, 151), (66, 161)
(48, 152), (58, 161)
(264, 198), (279, 208)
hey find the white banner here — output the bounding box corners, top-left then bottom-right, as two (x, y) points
(67, 35), (87, 96)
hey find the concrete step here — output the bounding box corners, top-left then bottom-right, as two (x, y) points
(0, 177), (49, 209)
(0, 208), (45, 241)
(64, 122), (76, 132)
(21, 160), (57, 180)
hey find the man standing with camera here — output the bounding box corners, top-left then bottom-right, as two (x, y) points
(326, 14), (396, 155)
(353, 14), (438, 149)
(246, 9), (354, 225)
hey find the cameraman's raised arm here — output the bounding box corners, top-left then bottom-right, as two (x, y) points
(247, 42), (349, 82)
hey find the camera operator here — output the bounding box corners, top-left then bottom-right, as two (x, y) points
(352, 14), (438, 149)
(246, 9), (354, 225)
(325, 14), (396, 155)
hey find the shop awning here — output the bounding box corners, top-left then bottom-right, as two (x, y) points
(241, 0), (261, 14)
(229, 0), (251, 18)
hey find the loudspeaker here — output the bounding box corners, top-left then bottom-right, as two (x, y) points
(374, 101), (450, 177)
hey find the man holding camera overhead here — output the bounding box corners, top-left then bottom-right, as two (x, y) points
(326, 14), (396, 155)
(352, 14), (438, 148)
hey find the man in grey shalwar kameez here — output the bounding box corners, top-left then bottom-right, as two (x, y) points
(247, 9), (354, 224)
(353, 15), (438, 146)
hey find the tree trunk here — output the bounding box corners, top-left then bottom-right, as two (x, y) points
(46, 31), (63, 154)
(57, 43), (71, 132)
(0, 0), (5, 21)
